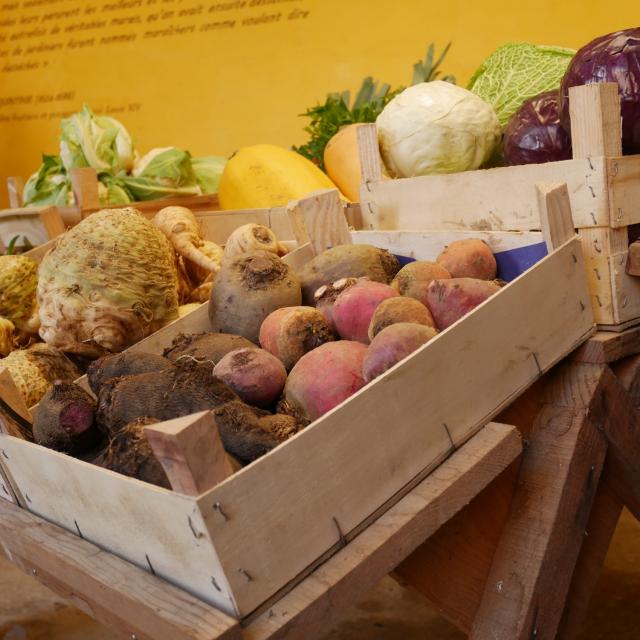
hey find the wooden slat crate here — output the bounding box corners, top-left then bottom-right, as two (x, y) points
(358, 83), (640, 331)
(0, 188), (594, 620)
(6, 166), (222, 228)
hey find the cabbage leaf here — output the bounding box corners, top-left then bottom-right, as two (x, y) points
(22, 155), (73, 207)
(192, 156), (226, 194)
(468, 43), (575, 127)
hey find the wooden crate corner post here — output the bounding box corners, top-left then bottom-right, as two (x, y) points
(286, 188), (352, 254)
(70, 167), (100, 217)
(144, 411), (235, 496)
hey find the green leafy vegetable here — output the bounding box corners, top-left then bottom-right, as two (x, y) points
(467, 43), (575, 127)
(98, 174), (132, 206)
(192, 156), (227, 194)
(60, 104), (135, 174)
(22, 155), (73, 207)
(295, 43), (456, 169)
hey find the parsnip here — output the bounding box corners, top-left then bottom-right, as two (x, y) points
(223, 224), (287, 262)
(153, 206), (221, 273)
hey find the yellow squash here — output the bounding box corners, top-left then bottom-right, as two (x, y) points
(219, 144), (343, 209)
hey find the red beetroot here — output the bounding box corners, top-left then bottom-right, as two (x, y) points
(313, 277), (357, 331)
(213, 347), (286, 408)
(368, 296), (435, 341)
(259, 306), (334, 370)
(426, 278), (501, 330)
(391, 261), (451, 306)
(333, 280), (399, 343)
(363, 323), (438, 383)
(436, 239), (497, 280)
(283, 341), (367, 422)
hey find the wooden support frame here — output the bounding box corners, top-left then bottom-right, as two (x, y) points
(0, 422), (522, 640)
(395, 329), (640, 639)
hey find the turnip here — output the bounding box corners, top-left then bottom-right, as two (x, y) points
(213, 347), (287, 407)
(259, 306), (334, 370)
(282, 341), (367, 422)
(297, 244), (401, 304)
(223, 223), (287, 262)
(333, 280), (399, 343)
(313, 277), (357, 331)
(363, 323), (437, 382)
(38, 208), (180, 356)
(164, 331), (256, 364)
(391, 261), (451, 306)
(209, 251), (301, 343)
(87, 351), (173, 395)
(32, 382), (102, 455)
(436, 239), (497, 280)
(426, 277), (501, 330)
(368, 297), (435, 341)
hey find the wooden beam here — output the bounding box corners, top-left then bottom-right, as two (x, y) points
(70, 167), (100, 215)
(536, 182), (576, 252)
(0, 499), (241, 640)
(556, 476), (623, 639)
(7, 176), (24, 208)
(591, 367), (640, 521)
(469, 362), (609, 640)
(357, 123), (382, 186)
(393, 378), (546, 632)
(286, 189), (352, 255)
(569, 83), (622, 159)
(574, 328), (640, 364)
(626, 241), (640, 275)
(245, 422), (522, 640)
(144, 411), (234, 496)
(38, 206), (66, 239)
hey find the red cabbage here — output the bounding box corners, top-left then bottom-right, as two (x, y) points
(503, 91), (572, 165)
(559, 28), (640, 154)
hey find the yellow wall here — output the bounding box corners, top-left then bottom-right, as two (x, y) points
(0, 0), (638, 206)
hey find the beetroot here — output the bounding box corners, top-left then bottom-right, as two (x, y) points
(333, 280), (399, 343)
(32, 382), (102, 455)
(391, 261), (451, 306)
(436, 239), (497, 280)
(213, 347), (287, 408)
(363, 323), (438, 382)
(297, 244), (400, 304)
(259, 306), (334, 370)
(368, 296), (435, 340)
(426, 278), (501, 330)
(282, 341), (367, 422)
(313, 277), (357, 331)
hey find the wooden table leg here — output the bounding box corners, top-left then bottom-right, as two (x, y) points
(469, 362), (609, 640)
(393, 379), (545, 632)
(556, 474), (623, 639)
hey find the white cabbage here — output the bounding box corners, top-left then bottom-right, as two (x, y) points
(376, 81), (501, 177)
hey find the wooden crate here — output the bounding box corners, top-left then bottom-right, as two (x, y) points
(0, 206), (66, 250)
(6, 167), (222, 228)
(0, 188), (593, 620)
(358, 83), (640, 331)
